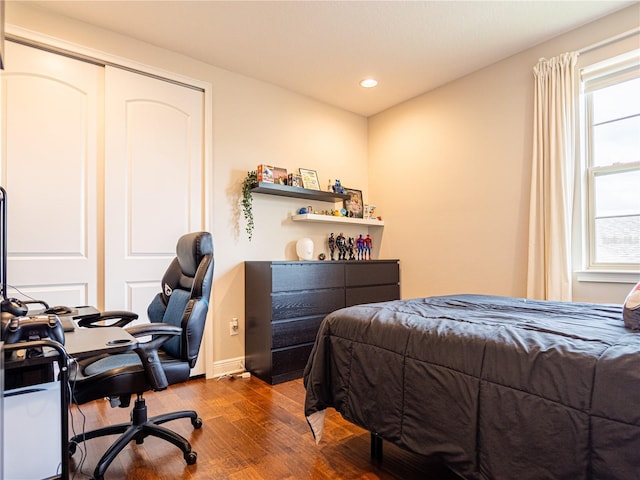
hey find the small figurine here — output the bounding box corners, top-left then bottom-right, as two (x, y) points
(364, 234), (372, 260)
(348, 237), (356, 260)
(336, 233), (347, 260)
(356, 234), (365, 260)
(328, 233), (336, 260)
(332, 179), (345, 195)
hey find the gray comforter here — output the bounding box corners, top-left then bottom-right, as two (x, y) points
(303, 294), (640, 479)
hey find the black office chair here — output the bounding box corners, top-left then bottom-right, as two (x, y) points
(69, 231), (214, 480)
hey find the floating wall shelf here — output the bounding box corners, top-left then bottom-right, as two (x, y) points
(250, 182), (349, 202)
(250, 182), (383, 227)
(292, 213), (384, 227)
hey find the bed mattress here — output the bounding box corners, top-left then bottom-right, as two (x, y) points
(303, 294), (640, 479)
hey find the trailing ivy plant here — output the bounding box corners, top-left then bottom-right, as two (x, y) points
(241, 170), (258, 241)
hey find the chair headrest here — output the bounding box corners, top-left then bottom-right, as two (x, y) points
(161, 232), (213, 303)
(177, 231), (213, 276)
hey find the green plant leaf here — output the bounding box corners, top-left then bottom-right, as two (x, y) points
(241, 171), (258, 241)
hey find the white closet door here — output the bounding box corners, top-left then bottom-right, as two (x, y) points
(104, 67), (204, 313)
(1, 42), (100, 307)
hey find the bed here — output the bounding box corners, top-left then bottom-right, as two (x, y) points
(303, 294), (640, 480)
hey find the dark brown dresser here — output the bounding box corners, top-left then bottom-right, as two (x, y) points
(245, 260), (400, 384)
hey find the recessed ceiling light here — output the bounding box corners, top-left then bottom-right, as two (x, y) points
(360, 78), (378, 88)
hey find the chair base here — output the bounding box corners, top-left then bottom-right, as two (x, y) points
(70, 395), (202, 480)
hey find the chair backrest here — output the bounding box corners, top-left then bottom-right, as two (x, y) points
(147, 231), (214, 367)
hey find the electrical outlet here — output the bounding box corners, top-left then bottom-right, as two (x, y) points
(229, 317), (239, 336)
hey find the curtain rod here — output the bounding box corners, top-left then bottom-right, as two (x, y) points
(578, 27), (640, 55)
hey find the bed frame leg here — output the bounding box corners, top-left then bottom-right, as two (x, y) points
(370, 432), (383, 461)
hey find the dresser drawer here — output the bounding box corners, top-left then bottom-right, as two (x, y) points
(346, 284), (400, 307)
(272, 316), (325, 348)
(271, 344), (314, 383)
(272, 288), (344, 320)
(272, 263), (343, 292)
(245, 260), (399, 384)
(345, 261), (399, 287)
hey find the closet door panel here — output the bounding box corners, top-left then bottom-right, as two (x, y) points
(128, 100), (192, 253)
(1, 42), (100, 307)
(104, 67), (204, 312)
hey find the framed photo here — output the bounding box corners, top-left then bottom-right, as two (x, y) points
(287, 173), (303, 187)
(272, 167), (288, 184)
(343, 188), (364, 218)
(299, 168), (320, 190)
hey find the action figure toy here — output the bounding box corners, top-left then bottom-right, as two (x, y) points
(356, 234), (365, 260)
(336, 233), (347, 260)
(328, 233), (336, 260)
(348, 237), (355, 260)
(364, 234), (372, 260)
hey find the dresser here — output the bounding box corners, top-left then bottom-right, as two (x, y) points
(245, 260), (400, 384)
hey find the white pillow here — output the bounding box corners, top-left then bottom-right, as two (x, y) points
(623, 281), (640, 331)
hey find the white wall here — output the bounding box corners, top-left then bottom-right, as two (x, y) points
(5, 2), (369, 376)
(369, 4), (640, 304)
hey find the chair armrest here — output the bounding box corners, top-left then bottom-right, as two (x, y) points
(77, 310), (139, 328)
(127, 322), (182, 390)
(126, 322), (181, 338)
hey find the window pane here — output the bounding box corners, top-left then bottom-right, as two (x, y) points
(593, 77), (640, 124)
(594, 215), (640, 264)
(592, 115), (640, 166)
(594, 170), (640, 217)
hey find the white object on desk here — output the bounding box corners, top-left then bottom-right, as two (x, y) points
(3, 381), (61, 479)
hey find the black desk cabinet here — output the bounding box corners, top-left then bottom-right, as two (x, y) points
(245, 260), (400, 384)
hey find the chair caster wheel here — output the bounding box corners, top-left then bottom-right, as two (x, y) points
(192, 417), (203, 429)
(185, 450), (198, 465)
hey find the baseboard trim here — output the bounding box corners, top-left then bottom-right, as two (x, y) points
(209, 357), (246, 379)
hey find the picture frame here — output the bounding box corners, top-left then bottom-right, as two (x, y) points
(343, 187), (364, 218)
(272, 167), (288, 184)
(287, 173), (303, 187)
(299, 168), (320, 190)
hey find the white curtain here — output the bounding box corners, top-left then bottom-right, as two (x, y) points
(526, 52), (578, 301)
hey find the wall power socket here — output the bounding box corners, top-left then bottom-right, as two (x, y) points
(229, 317), (239, 336)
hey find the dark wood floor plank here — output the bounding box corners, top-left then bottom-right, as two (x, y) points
(68, 376), (460, 479)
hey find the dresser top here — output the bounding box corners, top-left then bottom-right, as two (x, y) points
(245, 260), (399, 265)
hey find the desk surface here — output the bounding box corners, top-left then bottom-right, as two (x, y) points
(64, 327), (137, 359)
(4, 324), (137, 368)
(24, 305), (137, 358)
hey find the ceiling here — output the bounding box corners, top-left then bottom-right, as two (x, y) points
(21, 0), (637, 116)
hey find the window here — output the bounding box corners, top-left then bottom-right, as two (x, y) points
(580, 52), (640, 271)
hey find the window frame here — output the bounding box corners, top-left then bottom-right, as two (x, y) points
(579, 50), (640, 275)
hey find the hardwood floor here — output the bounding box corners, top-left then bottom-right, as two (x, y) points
(68, 376), (460, 480)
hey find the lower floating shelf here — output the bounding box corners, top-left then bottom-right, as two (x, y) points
(292, 213), (384, 226)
